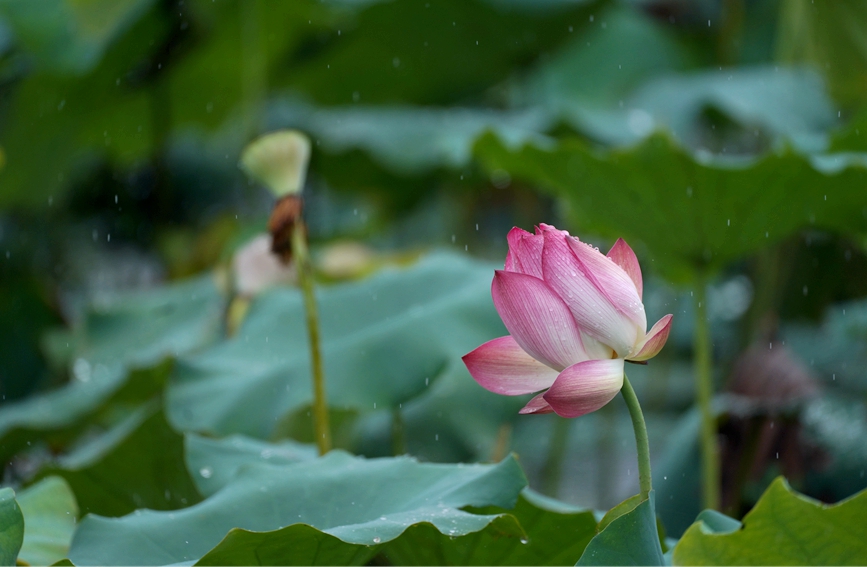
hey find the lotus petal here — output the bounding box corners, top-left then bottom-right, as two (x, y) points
(607, 238), (643, 300)
(629, 314), (673, 362)
(492, 270), (590, 370)
(518, 392), (555, 414)
(540, 228), (641, 357)
(463, 336), (560, 395)
(505, 227), (544, 278)
(543, 359), (624, 418)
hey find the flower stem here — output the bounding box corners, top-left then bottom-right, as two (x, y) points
(291, 219), (331, 455)
(694, 276), (720, 510)
(620, 374), (652, 500)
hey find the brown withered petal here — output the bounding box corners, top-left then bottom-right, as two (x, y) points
(268, 195), (304, 264)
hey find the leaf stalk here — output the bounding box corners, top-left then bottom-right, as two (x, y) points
(694, 276), (720, 510)
(291, 219), (331, 455)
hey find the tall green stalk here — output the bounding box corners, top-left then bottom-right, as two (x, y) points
(291, 220), (331, 455)
(620, 374), (652, 500)
(694, 276), (720, 510)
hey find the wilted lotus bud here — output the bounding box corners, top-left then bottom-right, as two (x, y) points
(267, 195), (304, 264)
(240, 130), (311, 197)
(240, 130), (312, 264)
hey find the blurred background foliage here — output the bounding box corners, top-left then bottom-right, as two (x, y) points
(1, 0), (866, 550)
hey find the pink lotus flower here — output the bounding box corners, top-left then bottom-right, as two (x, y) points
(463, 224), (672, 418)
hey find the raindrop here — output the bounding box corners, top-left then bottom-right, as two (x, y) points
(199, 466), (213, 479)
(373, 537), (381, 544)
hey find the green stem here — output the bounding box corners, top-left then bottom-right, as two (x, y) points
(292, 220), (331, 455)
(694, 276), (720, 510)
(620, 374), (652, 500)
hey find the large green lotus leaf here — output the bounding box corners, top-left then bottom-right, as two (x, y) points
(0, 275), (222, 463)
(0, 488), (24, 566)
(0, 0), (156, 74)
(15, 476), (79, 566)
(673, 477), (867, 565)
(509, 6), (692, 115)
(380, 489), (598, 565)
(68, 452), (527, 565)
(515, 6), (834, 149)
(184, 433), (317, 497)
(0, 363), (126, 463)
(167, 252), (510, 441)
(577, 493), (664, 566)
(829, 108), (867, 152)
(268, 99), (551, 175)
(614, 67), (833, 151)
(474, 132), (867, 282)
(35, 404), (201, 517)
(73, 274), (223, 368)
